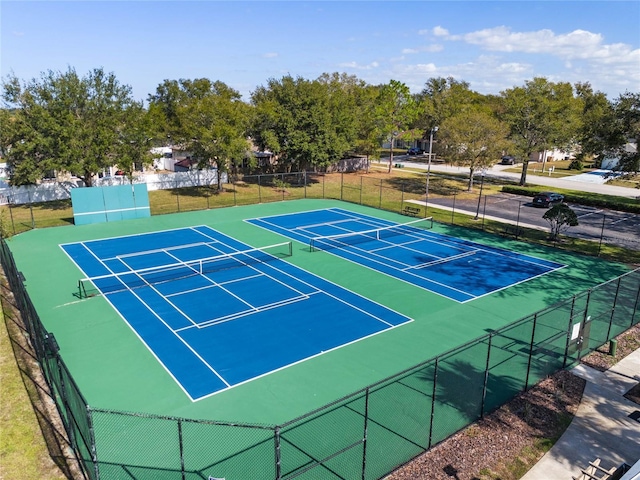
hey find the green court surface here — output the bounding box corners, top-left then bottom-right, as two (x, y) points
(7, 198), (630, 426)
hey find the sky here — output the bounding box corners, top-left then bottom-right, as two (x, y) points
(2, 1), (639, 103)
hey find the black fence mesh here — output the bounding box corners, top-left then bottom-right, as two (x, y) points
(1, 231), (639, 479)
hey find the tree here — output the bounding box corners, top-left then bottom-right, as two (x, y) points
(1, 68), (140, 186)
(177, 81), (251, 190)
(543, 203), (579, 241)
(114, 102), (155, 181)
(351, 84), (386, 170)
(377, 80), (419, 173)
(612, 92), (640, 173)
(501, 78), (582, 185)
(438, 110), (510, 190)
(417, 77), (486, 129)
(251, 74), (358, 172)
(147, 78), (219, 142)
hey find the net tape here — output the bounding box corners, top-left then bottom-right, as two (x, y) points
(78, 241), (292, 298)
(309, 217), (433, 252)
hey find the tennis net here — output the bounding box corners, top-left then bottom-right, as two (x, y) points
(77, 241), (293, 298)
(309, 217), (433, 252)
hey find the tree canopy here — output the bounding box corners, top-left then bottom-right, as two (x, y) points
(501, 78), (582, 185)
(1, 67), (638, 188)
(1, 67), (151, 186)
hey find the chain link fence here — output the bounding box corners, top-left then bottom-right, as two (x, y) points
(0, 171), (638, 259)
(2, 234), (639, 479)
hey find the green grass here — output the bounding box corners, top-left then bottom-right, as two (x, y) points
(0, 290), (68, 480)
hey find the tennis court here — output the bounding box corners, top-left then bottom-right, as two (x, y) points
(248, 208), (565, 302)
(61, 225), (411, 400)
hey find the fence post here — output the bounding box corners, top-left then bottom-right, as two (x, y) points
(515, 201), (522, 238)
(340, 173), (344, 201)
(378, 179), (383, 209)
(606, 278), (622, 341)
(178, 419), (186, 480)
(360, 176), (363, 205)
(578, 290), (593, 359)
(304, 171), (307, 198)
(175, 178), (180, 212)
(361, 387), (370, 480)
(87, 408), (101, 480)
(282, 173), (286, 201)
(56, 358), (78, 449)
(274, 426), (282, 480)
(481, 333), (493, 418)
(28, 188), (35, 229)
(258, 175), (262, 203)
(563, 296), (577, 368)
(8, 197), (16, 235)
(451, 194), (456, 225)
(631, 273), (640, 328)
(428, 358), (439, 449)
(481, 196), (487, 230)
(524, 314), (537, 391)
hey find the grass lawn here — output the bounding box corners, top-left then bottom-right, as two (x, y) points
(0, 289), (70, 480)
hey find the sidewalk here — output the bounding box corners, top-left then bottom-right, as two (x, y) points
(521, 348), (640, 479)
(376, 159), (640, 199)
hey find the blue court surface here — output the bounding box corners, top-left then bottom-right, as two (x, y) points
(247, 208), (566, 303)
(61, 226), (411, 400)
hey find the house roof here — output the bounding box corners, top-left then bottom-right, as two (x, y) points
(174, 158), (198, 168)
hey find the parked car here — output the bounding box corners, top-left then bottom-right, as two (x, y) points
(407, 147), (424, 155)
(532, 192), (564, 208)
(500, 156), (516, 165)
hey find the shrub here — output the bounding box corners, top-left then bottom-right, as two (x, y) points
(568, 159), (584, 170)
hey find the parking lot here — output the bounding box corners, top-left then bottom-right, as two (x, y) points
(424, 192), (640, 249)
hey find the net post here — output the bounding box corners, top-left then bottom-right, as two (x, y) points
(78, 280), (86, 299)
(288, 241), (292, 257)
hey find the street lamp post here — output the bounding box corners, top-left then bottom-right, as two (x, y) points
(474, 167), (487, 220)
(425, 126), (438, 206)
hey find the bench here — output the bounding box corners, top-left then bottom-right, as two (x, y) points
(403, 205), (421, 217)
(502, 225), (523, 238)
(394, 163), (404, 168)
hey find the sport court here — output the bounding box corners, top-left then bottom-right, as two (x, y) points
(248, 208), (565, 302)
(61, 224), (411, 400)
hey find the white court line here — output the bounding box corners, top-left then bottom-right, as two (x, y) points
(66, 239), (231, 399)
(181, 292), (317, 331)
(197, 225), (407, 328)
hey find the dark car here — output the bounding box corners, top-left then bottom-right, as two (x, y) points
(500, 155), (516, 165)
(532, 192), (564, 208)
(407, 147), (424, 155)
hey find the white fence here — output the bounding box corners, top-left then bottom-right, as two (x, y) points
(0, 170), (227, 206)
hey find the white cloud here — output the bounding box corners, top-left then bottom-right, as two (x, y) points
(338, 61), (379, 70)
(402, 44), (443, 55)
(442, 26), (639, 68)
(432, 26), (449, 37)
(263, 52), (278, 58)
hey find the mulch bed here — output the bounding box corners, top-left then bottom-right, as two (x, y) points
(386, 323), (640, 480)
